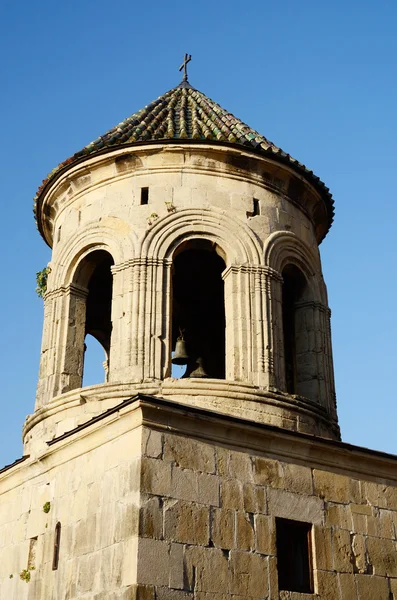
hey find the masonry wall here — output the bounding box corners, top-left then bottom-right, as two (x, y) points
(1, 399), (396, 600)
(137, 426), (397, 600)
(0, 421), (142, 600)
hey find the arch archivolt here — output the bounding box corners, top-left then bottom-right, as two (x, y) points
(49, 226), (137, 290)
(139, 208), (263, 266)
(263, 231), (335, 414)
(263, 231), (327, 304)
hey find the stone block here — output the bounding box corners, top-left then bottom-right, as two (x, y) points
(184, 546), (229, 593)
(313, 470), (361, 504)
(312, 525), (333, 571)
(366, 536), (397, 577)
(236, 512), (254, 550)
(164, 435), (215, 474)
(197, 473), (220, 507)
(210, 507), (235, 549)
(229, 550), (268, 597)
(156, 589), (193, 600)
(137, 538), (170, 586)
(216, 447), (229, 477)
(164, 500), (209, 545)
(352, 533), (368, 574)
(242, 484), (266, 513)
(326, 503), (352, 530)
(228, 451), (254, 482)
(128, 584), (155, 600)
(355, 574), (390, 600)
(139, 496), (163, 539)
(378, 509), (394, 539)
(281, 462), (313, 496)
(338, 573), (356, 600)
(143, 429), (163, 459)
(221, 479), (244, 511)
(169, 543), (184, 590)
(141, 458), (171, 497)
(253, 456), (282, 487)
(315, 570), (338, 600)
(255, 514), (276, 555)
(268, 488), (324, 524)
(332, 529), (353, 573)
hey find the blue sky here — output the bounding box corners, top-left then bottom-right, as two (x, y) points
(0, 0), (396, 465)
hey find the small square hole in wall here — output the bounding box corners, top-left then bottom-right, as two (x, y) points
(246, 198), (260, 218)
(141, 187), (149, 205)
(276, 518), (313, 594)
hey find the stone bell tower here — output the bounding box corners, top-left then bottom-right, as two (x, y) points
(3, 63), (396, 600)
(27, 69), (338, 456)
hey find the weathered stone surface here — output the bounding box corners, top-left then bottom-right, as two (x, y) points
(164, 435), (215, 474)
(141, 457), (172, 496)
(366, 536), (397, 576)
(184, 546), (229, 593)
(235, 512), (254, 550)
(268, 488), (324, 524)
(164, 500), (209, 545)
(142, 429), (163, 459)
(211, 507), (235, 549)
(137, 538), (170, 586)
(338, 573), (356, 600)
(355, 574), (390, 600)
(313, 470), (361, 504)
(332, 529), (354, 573)
(139, 495), (163, 539)
(229, 550), (268, 597)
(255, 514), (276, 555)
(221, 479), (244, 511)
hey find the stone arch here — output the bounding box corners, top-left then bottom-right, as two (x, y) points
(263, 231), (334, 409)
(140, 207), (263, 266)
(136, 209), (264, 383)
(263, 231), (326, 304)
(50, 226), (136, 290)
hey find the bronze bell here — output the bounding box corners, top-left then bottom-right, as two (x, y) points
(188, 356), (209, 378)
(172, 336), (189, 365)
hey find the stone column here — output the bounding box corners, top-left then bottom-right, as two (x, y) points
(36, 284), (88, 406)
(108, 260), (134, 383)
(262, 267), (284, 389)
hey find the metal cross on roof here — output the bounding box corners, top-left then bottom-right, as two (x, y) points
(179, 53), (192, 82)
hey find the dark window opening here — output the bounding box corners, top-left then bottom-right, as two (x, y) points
(141, 187), (149, 205)
(276, 518), (313, 593)
(282, 264), (306, 394)
(171, 240), (226, 379)
(84, 251), (113, 381)
(52, 522), (61, 571)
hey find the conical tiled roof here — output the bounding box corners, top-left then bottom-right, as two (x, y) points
(34, 83), (334, 235)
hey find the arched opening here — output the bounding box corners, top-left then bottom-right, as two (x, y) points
(74, 250), (114, 387)
(282, 264), (308, 395)
(171, 240), (226, 379)
(82, 334), (108, 387)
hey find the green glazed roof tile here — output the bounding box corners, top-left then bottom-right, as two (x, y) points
(34, 83), (334, 237)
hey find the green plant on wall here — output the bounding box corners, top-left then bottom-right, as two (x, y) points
(36, 266), (51, 298)
(43, 501), (51, 513)
(19, 568), (33, 583)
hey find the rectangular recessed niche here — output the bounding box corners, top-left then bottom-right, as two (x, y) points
(247, 198), (260, 218)
(141, 187), (149, 205)
(52, 522), (61, 571)
(28, 537), (38, 570)
(276, 517), (313, 593)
